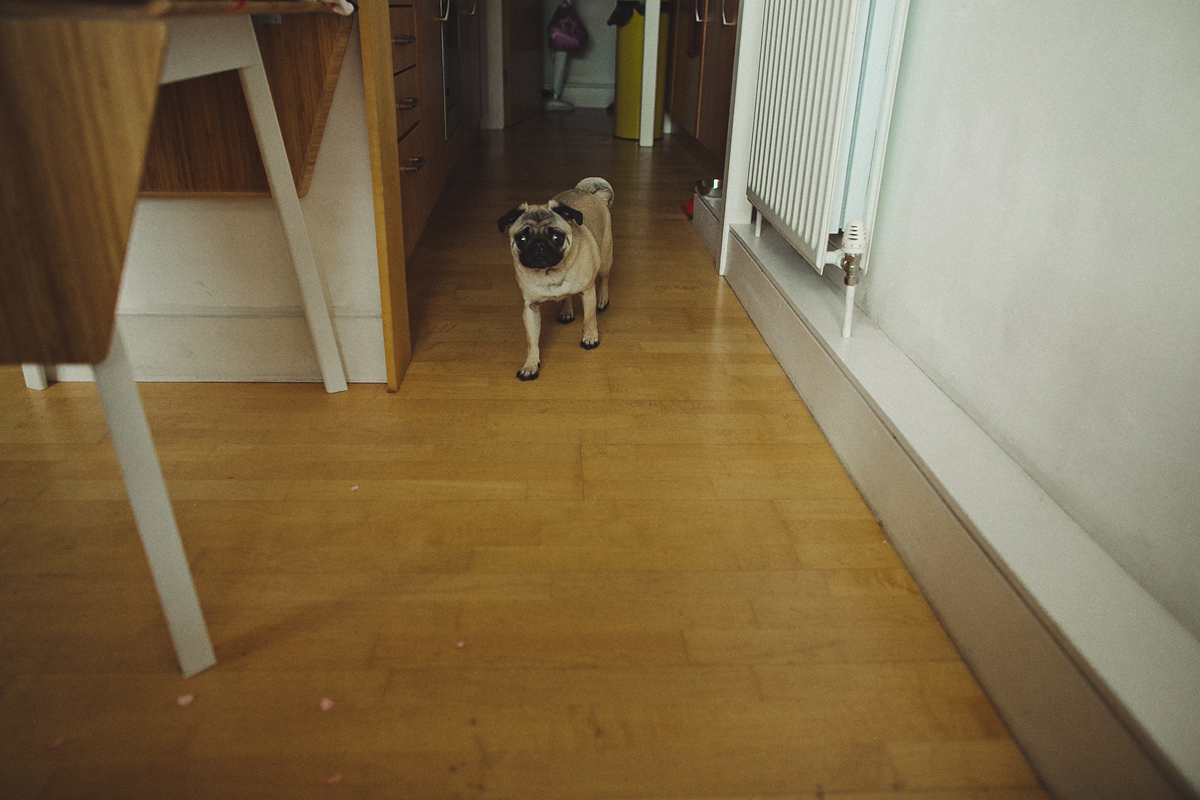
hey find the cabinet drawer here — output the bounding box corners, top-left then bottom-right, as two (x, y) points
(395, 117), (427, 256)
(393, 69), (421, 137)
(393, 64), (420, 107)
(391, 36), (417, 72)
(396, 122), (424, 175)
(389, 5), (418, 70)
(388, 4), (416, 38)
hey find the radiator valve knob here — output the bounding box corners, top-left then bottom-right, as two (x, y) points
(842, 221), (868, 256)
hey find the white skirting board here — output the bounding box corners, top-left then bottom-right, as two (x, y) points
(723, 223), (1199, 800)
(691, 191), (723, 259)
(50, 313), (387, 384)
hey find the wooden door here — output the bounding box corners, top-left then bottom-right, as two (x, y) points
(459, 3), (482, 134)
(502, 0), (543, 127)
(695, 0), (737, 166)
(668, 0), (704, 136)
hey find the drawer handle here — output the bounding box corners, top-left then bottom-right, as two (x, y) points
(403, 157), (425, 174)
(392, 34), (416, 46)
(395, 97), (420, 111)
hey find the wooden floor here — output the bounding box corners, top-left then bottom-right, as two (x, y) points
(0, 110), (1050, 799)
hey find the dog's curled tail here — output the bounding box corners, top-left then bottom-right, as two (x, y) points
(575, 177), (614, 208)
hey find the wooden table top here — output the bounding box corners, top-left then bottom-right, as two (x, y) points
(0, 0), (351, 366)
(0, 0), (346, 18)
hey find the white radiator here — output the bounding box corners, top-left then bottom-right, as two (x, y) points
(745, 0), (908, 283)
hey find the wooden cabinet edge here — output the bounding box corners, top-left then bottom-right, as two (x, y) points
(359, 1), (412, 391)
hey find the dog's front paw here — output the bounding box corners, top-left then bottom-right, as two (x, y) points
(580, 337), (600, 351)
(517, 364), (540, 381)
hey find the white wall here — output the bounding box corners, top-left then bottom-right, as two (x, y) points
(114, 23), (386, 383)
(542, 0), (617, 108)
(864, 0), (1200, 638)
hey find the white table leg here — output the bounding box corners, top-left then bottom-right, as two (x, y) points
(239, 60), (348, 394)
(94, 324), (216, 678)
(22, 364), (49, 390)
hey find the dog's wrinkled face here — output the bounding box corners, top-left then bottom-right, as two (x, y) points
(498, 202), (584, 270)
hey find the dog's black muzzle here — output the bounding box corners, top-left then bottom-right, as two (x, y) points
(518, 236), (564, 270)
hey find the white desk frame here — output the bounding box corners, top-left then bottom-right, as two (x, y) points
(159, 15), (348, 395)
(25, 15), (348, 394)
(95, 323), (216, 677)
(22, 14), (352, 677)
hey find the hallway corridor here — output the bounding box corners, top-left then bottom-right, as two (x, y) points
(0, 109), (1049, 799)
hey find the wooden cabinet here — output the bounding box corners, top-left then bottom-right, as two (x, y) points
(667, 0), (738, 177)
(388, 3), (428, 253)
(362, 0), (480, 388)
(387, 0), (480, 258)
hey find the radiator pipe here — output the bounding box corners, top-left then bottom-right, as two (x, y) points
(839, 221), (868, 338)
(841, 253), (861, 338)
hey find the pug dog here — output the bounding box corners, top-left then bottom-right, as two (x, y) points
(497, 177), (614, 381)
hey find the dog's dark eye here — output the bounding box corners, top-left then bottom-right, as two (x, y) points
(515, 233), (528, 246)
(551, 231), (565, 246)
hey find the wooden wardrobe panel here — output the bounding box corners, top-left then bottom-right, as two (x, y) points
(668, 0), (703, 136)
(140, 13), (352, 197)
(695, 0), (737, 168)
(502, 0), (543, 128)
(457, 5), (481, 139)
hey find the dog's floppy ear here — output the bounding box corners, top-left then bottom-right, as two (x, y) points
(497, 205), (526, 233)
(552, 202), (584, 227)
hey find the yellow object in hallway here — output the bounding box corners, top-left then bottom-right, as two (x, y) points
(612, 1), (669, 140)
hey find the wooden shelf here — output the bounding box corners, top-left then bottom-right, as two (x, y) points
(139, 13), (353, 197)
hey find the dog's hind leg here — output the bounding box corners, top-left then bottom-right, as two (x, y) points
(518, 301), (542, 380)
(557, 296), (575, 324)
(596, 236), (613, 312)
(595, 270), (610, 313)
